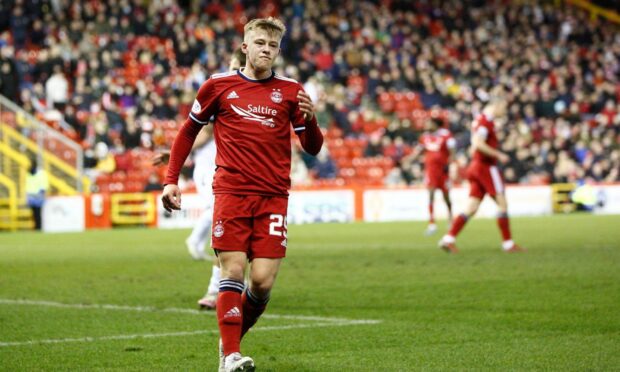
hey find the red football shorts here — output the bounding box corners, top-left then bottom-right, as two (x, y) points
(425, 165), (449, 192)
(467, 163), (504, 199)
(211, 194), (289, 260)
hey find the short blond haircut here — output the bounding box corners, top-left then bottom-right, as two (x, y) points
(244, 17), (287, 41)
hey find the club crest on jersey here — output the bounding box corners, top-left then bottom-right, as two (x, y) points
(191, 99), (201, 114)
(213, 220), (224, 238)
(270, 90), (283, 103)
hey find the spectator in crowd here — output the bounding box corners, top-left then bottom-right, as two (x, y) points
(0, 0), (618, 190)
(0, 59), (19, 102)
(25, 157), (49, 231)
(291, 147), (311, 186)
(45, 65), (68, 111)
(143, 173), (163, 192)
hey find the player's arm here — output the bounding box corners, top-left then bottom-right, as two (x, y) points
(446, 137), (457, 163)
(295, 90), (323, 156)
(151, 128), (210, 166)
(471, 125), (509, 163)
(192, 127), (210, 149)
(411, 141), (424, 160)
(161, 119), (202, 212)
(161, 79), (217, 212)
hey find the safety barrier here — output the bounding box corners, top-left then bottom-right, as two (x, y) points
(0, 176), (18, 231)
(551, 183), (577, 213)
(8, 183), (620, 232)
(110, 193), (157, 226)
(0, 124), (90, 196)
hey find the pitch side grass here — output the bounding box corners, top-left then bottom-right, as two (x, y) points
(1, 214), (619, 371)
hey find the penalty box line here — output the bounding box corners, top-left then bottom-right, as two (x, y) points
(0, 298), (382, 347)
(0, 321), (379, 348)
(0, 298), (373, 323)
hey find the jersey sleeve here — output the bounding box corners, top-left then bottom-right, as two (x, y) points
(474, 124), (488, 139)
(446, 137), (456, 149)
(189, 78), (218, 125)
(290, 84), (309, 134)
(415, 136), (424, 152)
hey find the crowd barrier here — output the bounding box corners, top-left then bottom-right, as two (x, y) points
(40, 184), (620, 233)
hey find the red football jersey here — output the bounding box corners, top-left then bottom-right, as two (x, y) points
(419, 128), (455, 168)
(471, 114), (498, 165)
(189, 70), (309, 196)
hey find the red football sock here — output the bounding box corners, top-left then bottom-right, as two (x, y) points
(241, 290), (269, 339)
(497, 213), (512, 241)
(448, 214), (468, 237)
(217, 280), (244, 356)
(428, 203), (435, 224)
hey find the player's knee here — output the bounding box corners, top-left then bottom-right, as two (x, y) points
(465, 205), (479, 217)
(249, 277), (275, 297)
(220, 264), (245, 282)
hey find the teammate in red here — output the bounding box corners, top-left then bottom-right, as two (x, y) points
(161, 17), (323, 372)
(416, 113), (455, 235)
(439, 100), (524, 254)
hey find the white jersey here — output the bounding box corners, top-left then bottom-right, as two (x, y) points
(192, 139), (217, 198)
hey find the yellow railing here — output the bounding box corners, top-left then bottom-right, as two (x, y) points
(110, 193), (156, 225)
(0, 124), (90, 195)
(551, 183), (576, 213)
(0, 141), (29, 203)
(0, 174), (18, 231)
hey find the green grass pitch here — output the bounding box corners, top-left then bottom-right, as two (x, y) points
(1, 214), (619, 371)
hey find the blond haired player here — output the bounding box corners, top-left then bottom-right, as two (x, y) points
(162, 17), (323, 372)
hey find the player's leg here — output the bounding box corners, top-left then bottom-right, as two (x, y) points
(425, 187), (437, 235)
(210, 194), (254, 369)
(186, 208), (213, 260)
(186, 191), (214, 260)
(445, 196), (480, 238)
(198, 195), (220, 309)
(241, 258), (282, 338)
(216, 251), (247, 355)
(492, 193), (525, 252)
(217, 250), (255, 371)
(439, 175), (483, 252)
(198, 256), (220, 310)
(442, 185), (453, 223)
(239, 196), (287, 338)
(487, 165), (524, 252)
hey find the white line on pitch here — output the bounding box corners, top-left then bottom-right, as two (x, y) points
(0, 298), (379, 323)
(0, 320), (381, 347)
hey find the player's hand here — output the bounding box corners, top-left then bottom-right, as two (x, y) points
(161, 184), (182, 212)
(497, 152), (510, 164)
(151, 151), (170, 166)
(297, 90), (315, 122)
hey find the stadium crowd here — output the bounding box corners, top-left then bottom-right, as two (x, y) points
(0, 0), (619, 191)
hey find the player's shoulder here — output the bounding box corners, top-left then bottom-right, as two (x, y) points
(197, 71), (238, 95)
(437, 128), (452, 137)
(274, 73), (300, 86)
(210, 70), (238, 80)
(473, 114), (490, 127)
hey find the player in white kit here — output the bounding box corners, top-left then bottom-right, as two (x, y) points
(153, 48), (246, 310)
(185, 126), (216, 261)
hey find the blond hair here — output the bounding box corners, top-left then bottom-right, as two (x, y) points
(244, 17), (287, 41)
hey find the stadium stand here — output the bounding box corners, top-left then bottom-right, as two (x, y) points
(0, 0), (618, 193)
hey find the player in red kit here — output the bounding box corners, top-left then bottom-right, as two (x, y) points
(439, 100), (524, 254)
(161, 17), (323, 372)
(416, 113), (455, 235)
